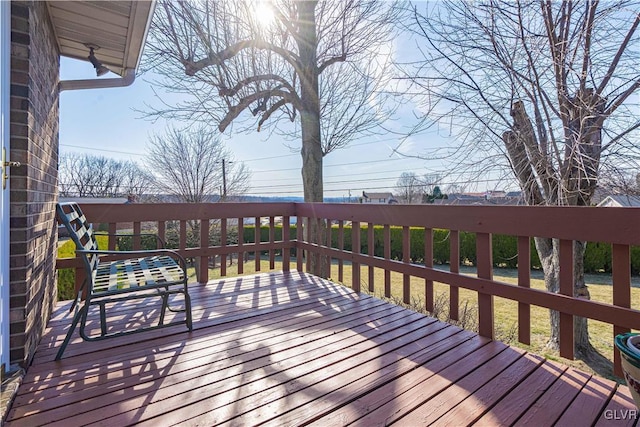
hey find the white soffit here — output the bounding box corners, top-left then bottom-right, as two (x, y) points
(46, 1), (155, 76)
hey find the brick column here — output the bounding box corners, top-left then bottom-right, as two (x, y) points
(9, 1), (59, 366)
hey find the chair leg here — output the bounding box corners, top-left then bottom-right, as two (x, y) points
(55, 305), (84, 361)
(159, 292), (169, 327)
(184, 289), (193, 331)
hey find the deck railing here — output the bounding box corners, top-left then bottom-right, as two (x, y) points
(55, 202), (640, 376)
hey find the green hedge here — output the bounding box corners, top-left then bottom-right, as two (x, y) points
(57, 235), (110, 301)
(242, 225), (640, 274)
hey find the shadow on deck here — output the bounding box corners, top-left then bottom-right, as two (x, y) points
(5, 271), (638, 426)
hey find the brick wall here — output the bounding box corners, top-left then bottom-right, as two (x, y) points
(9, 1), (59, 366)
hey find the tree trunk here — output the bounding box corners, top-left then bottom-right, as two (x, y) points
(508, 99), (596, 360)
(535, 237), (593, 354)
(296, 0), (327, 277)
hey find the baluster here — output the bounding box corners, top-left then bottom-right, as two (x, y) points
(559, 239), (574, 360)
(449, 230), (460, 320)
(282, 216), (290, 271)
(133, 221), (141, 250)
(613, 243), (631, 377)
(179, 220), (187, 253)
(108, 223), (117, 250)
(157, 221), (166, 249)
(425, 227), (433, 313)
(221, 218), (227, 277)
(255, 217), (261, 272)
(199, 219), (209, 283)
(237, 218), (244, 275)
(326, 219), (332, 277)
(352, 221), (361, 293)
(297, 217), (303, 271)
(476, 232), (494, 339)
(338, 220), (344, 282)
(384, 224), (391, 298)
(269, 217), (275, 270)
(368, 222), (375, 293)
(518, 236), (531, 345)
(403, 226), (410, 304)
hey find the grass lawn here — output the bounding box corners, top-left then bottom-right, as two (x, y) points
(192, 256), (640, 380)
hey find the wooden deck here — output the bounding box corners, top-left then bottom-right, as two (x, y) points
(5, 271), (638, 426)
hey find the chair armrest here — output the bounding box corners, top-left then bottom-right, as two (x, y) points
(75, 248), (188, 272)
(93, 232), (166, 249)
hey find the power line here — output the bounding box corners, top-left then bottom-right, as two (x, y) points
(247, 176), (508, 192)
(60, 144), (146, 157)
(61, 136), (454, 164)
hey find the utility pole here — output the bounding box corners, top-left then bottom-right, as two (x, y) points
(222, 159), (227, 200)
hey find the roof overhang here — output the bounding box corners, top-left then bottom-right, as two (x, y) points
(46, 1), (155, 77)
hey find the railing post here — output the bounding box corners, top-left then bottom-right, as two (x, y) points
(518, 236), (531, 345)
(449, 230), (459, 320)
(476, 232), (494, 339)
(198, 219), (209, 284)
(559, 239), (574, 360)
(613, 243), (631, 377)
(352, 221), (361, 293)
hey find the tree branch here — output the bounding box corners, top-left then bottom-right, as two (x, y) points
(184, 39), (299, 76)
(218, 74), (297, 97)
(318, 53), (347, 74)
(596, 12), (640, 95)
(218, 89), (299, 132)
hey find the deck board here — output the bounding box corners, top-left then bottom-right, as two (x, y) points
(5, 271), (637, 426)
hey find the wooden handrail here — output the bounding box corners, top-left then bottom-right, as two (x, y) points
(55, 202), (640, 376)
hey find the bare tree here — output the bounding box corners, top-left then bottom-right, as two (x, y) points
(144, 1), (399, 199)
(395, 172), (425, 204)
(146, 126), (250, 203)
(598, 170), (640, 197)
(59, 153), (153, 198)
(408, 1), (640, 359)
(142, 0), (400, 276)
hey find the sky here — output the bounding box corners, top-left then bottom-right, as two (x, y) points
(58, 42), (514, 199)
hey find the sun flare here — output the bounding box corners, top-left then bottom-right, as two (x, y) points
(254, 1), (276, 29)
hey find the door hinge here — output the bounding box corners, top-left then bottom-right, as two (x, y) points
(2, 148), (21, 190)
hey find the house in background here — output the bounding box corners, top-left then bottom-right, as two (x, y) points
(359, 191), (397, 204)
(443, 190), (523, 205)
(1, 0), (154, 386)
(597, 194), (640, 207)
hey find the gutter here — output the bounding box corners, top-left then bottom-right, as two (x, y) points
(58, 68), (136, 92)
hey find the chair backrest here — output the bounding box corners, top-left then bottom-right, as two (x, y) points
(56, 203), (99, 271)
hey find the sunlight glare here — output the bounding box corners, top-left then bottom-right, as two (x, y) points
(254, 1), (275, 29)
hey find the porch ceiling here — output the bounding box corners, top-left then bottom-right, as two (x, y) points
(46, 1), (155, 76)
